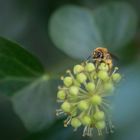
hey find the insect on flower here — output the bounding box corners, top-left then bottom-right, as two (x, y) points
(88, 47), (116, 70)
(56, 47), (122, 137)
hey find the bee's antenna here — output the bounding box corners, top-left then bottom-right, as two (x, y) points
(86, 55), (92, 61)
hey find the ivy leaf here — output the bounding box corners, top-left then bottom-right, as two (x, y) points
(12, 78), (57, 132)
(49, 2), (138, 59)
(49, 5), (102, 59)
(0, 37), (56, 132)
(93, 2), (138, 51)
(113, 62), (140, 127)
(0, 37), (44, 95)
(111, 62), (140, 140)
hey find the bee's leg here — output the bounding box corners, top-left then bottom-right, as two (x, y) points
(108, 63), (113, 75)
(93, 60), (100, 69)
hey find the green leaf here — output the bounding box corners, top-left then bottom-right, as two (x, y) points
(49, 2), (138, 59)
(111, 62), (140, 140)
(0, 37), (44, 95)
(49, 5), (102, 59)
(0, 37), (56, 132)
(93, 2), (138, 51)
(12, 77), (57, 132)
(113, 62), (140, 126)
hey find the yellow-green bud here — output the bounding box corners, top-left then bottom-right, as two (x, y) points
(81, 116), (91, 125)
(69, 86), (79, 96)
(85, 63), (95, 72)
(98, 70), (109, 81)
(91, 95), (102, 105)
(112, 73), (121, 82)
(63, 77), (73, 87)
(98, 63), (109, 71)
(104, 82), (114, 92)
(86, 82), (95, 92)
(78, 100), (89, 110)
(71, 118), (81, 128)
(76, 73), (87, 83)
(73, 65), (84, 74)
(57, 90), (66, 100)
(95, 121), (105, 129)
(61, 101), (71, 112)
(94, 111), (105, 120)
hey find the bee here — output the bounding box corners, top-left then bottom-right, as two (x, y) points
(88, 47), (113, 70)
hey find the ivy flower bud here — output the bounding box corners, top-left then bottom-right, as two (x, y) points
(71, 118), (81, 128)
(86, 82), (95, 92)
(76, 73), (87, 83)
(112, 73), (121, 82)
(61, 101), (71, 112)
(98, 63), (109, 71)
(85, 63), (95, 72)
(57, 90), (66, 100)
(73, 64), (84, 74)
(94, 111), (105, 120)
(63, 77), (73, 87)
(91, 95), (102, 105)
(95, 121), (105, 129)
(56, 61), (121, 137)
(81, 115), (91, 125)
(98, 70), (109, 81)
(78, 100), (89, 111)
(69, 86), (79, 96)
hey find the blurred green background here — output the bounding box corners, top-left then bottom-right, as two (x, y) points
(0, 0), (140, 140)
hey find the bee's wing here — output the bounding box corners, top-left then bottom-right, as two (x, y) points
(110, 53), (119, 61)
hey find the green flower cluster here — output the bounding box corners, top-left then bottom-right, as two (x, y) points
(56, 61), (121, 137)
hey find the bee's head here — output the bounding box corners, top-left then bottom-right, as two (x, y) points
(93, 49), (103, 59)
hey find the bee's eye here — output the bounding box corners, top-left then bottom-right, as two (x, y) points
(96, 51), (102, 58)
